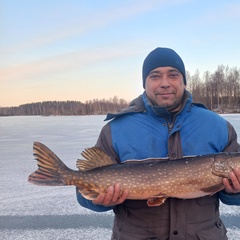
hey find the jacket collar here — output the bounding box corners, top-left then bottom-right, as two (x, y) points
(105, 94), (145, 121)
(143, 90), (192, 119)
(105, 90), (206, 121)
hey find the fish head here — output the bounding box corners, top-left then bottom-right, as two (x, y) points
(211, 152), (240, 178)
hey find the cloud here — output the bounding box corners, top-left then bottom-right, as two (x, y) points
(2, 0), (188, 54)
(0, 43), (144, 83)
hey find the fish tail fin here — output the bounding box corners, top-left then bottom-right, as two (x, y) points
(28, 142), (68, 186)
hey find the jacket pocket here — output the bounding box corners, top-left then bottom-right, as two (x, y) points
(186, 196), (220, 224)
(196, 220), (227, 240)
(196, 195), (218, 206)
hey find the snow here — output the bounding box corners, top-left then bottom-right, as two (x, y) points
(0, 115), (240, 239)
(0, 228), (112, 240)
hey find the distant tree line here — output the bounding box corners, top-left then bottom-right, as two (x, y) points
(1, 65), (240, 116)
(187, 65), (240, 113)
(0, 96), (129, 116)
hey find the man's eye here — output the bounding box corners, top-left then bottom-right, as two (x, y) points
(149, 74), (160, 79)
(169, 73), (179, 77)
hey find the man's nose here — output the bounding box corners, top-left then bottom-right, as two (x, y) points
(160, 76), (170, 88)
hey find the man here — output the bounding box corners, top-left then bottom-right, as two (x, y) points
(77, 47), (240, 240)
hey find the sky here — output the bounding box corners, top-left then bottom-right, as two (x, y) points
(1, 0), (240, 107)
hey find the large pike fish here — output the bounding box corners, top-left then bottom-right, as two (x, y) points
(28, 142), (240, 206)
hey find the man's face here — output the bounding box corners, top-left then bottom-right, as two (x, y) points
(145, 66), (186, 112)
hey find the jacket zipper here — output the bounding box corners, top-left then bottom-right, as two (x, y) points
(168, 121), (173, 132)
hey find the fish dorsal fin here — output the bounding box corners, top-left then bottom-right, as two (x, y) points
(77, 147), (115, 171)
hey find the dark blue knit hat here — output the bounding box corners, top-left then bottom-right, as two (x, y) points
(142, 47), (186, 88)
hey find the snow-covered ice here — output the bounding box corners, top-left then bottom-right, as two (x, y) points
(0, 115), (240, 239)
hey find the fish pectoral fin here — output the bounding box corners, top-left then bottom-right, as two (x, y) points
(200, 183), (224, 195)
(78, 188), (99, 200)
(147, 195), (168, 207)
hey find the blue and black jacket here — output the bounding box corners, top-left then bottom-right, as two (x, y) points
(76, 90), (240, 239)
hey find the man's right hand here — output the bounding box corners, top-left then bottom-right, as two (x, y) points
(92, 183), (128, 207)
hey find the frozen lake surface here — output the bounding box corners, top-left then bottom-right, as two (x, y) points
(0, 115), (240, 239)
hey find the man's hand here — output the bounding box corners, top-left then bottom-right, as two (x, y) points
(92, 183), (128, 207)
(223, 168), (240, 194)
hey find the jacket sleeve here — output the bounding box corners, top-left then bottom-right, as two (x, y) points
(76, 187), (113, 212)
(218, 121), (240, 206)
(76, 123), (120, 212)
(218, 191), (240, 205)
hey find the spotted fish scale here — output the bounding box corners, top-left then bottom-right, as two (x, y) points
(28, 142), (240, 206)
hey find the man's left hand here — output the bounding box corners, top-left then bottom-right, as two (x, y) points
(223, 168), (240, 194)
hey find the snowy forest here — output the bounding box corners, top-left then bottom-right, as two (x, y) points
(1, 65), (240, 116)
(0, 96), (128, 116)
(187, 65), (240, 112)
